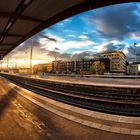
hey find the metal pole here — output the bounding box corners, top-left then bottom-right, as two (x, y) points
(15, 59), (17, 73)
(30, 39), (33, 74)
(74, 56), (76, 73)
(66, 61), (68, 74)
(0, 55), (3, 72)
(7, 56), (9, 73)
(134, 43), (137, 79)
(54, 57), (57, 73)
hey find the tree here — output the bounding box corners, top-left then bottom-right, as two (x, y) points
(89, 64), (96, 74)
(41, 66), (48, 73)
(90, 61), (106, 75)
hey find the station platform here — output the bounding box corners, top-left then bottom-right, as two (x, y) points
(0, 76), (140, 140)
(31, 75), (140, 88)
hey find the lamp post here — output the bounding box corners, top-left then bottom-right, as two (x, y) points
(7, 56), (9, 73)
(0, 55), (3, 72)
(53, 47), (59, 73)
(134, 42), (138, 79)
(30, 39), (33, 75)
(29, 35), (57, 74)
(74, 56), (77, 73)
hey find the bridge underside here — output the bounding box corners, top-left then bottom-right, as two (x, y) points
(0, 0), (137, 58)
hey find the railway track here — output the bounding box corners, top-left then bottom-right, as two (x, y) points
(1, 73), (140, 116)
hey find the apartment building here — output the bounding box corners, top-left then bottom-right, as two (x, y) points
(33, 63), (52, 73)
(52, 58), (110, 74)
(100, 52), (126, 73)
(127, 63), (138, 75)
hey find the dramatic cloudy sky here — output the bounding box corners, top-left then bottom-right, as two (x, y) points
(4, 2), (140, 67)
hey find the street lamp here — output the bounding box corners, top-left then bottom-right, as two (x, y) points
(74, 55), (77, 73)
(30, 39), (33, 75)
(25, 39), (34, 75)
(30, 34), (57, 75)
(134, 42), (138, 79)
(6, 56), (9, 72)
(0, 55), (3, 72)
(134, 43), (137, 63)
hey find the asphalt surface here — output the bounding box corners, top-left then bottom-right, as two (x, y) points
(0, 77), (140, 140)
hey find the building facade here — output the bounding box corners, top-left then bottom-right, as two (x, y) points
(100, 52), (126, 74)
(52, 58), (110, 74)
(33, 52), (126, 75)
(52, 60), (62, 73)
(33, 63), (52, 73)
(127, 64), (138, 75)
(19, 68), (30, 74)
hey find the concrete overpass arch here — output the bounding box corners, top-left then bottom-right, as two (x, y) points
(0, 0), (139, 57)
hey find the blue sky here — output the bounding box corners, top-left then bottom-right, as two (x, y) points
(7, 2), (140, 66)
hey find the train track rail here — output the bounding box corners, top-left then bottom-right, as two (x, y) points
(1, 73), (140, 116)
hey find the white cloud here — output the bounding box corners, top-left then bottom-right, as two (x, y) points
(63, 19), (72, 22)
(136, 42), (140, 47)
(78, 35), (88, 39)
(39, 33), (96, 53)
(63, 30), (71, 33)
(60, 40), (95, 51)
(82, 32), (88, 35)
(57, 23), (64, 26)
(92, 45), (101, 52)
(91, 40), (129, 53)
(72, 49), (97, 54)
(41, 40), (96, 53)
(68, 34), (76, 37)
(129, 33), (140, 40)
(123, 47), (129, 55)
(10, 33), (97, 65)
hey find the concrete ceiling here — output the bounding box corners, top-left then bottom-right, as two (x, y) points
(0, 0), (138, 59)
